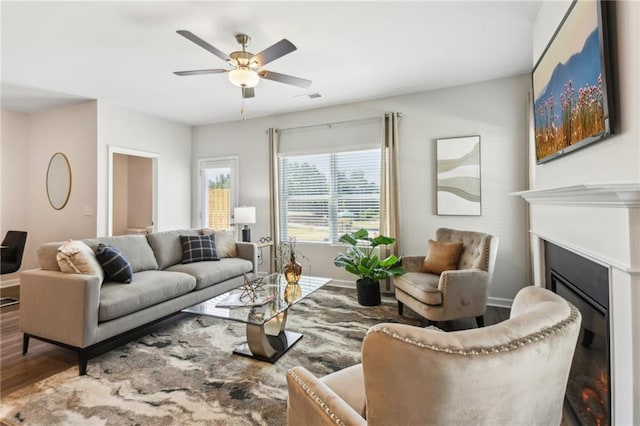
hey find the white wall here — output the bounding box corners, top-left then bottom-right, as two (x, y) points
(96, 102), (192, 236)
(1, 102), (99, 273)
(530, 1), (640, 423)
(1, 109), (30, 283)
(532, 0), (640, 188)
(193, 74), (531, 303)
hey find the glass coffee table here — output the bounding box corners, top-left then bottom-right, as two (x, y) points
(183, 274), (330, 363)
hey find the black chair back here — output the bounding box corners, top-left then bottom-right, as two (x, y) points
(1, 230), (28, 274)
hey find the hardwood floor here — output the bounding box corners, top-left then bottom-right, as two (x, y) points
(0, 305), (76, 398)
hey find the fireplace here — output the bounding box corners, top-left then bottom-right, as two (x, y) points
(545, 241), (610, 425)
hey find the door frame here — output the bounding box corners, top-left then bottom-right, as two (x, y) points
(197, 156), (239, 228)
(108, 146), (159, 236)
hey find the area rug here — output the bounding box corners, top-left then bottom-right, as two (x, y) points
(1, 287), (420, 426)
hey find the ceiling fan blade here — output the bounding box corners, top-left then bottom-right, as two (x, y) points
(259, 70), (312, 89)
(176, 30), (231, 63)
(173, 69), (228, 76)
(242, 87), (255, 99)
(251, 39), (296, 67)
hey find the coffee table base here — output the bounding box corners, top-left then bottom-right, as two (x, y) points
(233, 330), (303, 363)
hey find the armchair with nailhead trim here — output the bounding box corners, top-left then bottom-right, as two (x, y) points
(393, 228), (499, 328)
(286, 286), (581, 426)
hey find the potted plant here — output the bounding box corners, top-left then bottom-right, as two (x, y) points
(333, 228), (404, 306)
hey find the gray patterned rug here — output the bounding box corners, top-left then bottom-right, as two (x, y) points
(1, 286), (420, 425)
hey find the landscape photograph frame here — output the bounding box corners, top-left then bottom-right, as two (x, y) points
(532, 0), (615, 164)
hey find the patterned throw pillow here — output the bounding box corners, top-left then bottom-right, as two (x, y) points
(180, 235), (219, 264)
(96, 243), (133, 283)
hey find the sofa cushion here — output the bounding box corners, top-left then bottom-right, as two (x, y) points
(84, 235), (158, 272)
(55, 240), (105, 283)
(98, 270), (197, 322)
(96, 244), (133, 283)
(393, 272), (442, 305)
(146, 229), (200, 269)
(421, 239), (463, 275)
(201, 229), (237, 258)
(180, 234), (219, 264)
(166, 258), (253, 290)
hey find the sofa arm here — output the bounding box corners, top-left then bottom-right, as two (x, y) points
(438, 269), (489, 317)
(286, 367), (366, 426)
(19, 269), (101, 348)
(235, 242), (258, 273)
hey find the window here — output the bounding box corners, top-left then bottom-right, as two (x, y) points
(198, 157), (238, 229)
(279, 148), (381, 243)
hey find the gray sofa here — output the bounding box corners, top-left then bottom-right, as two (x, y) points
(20, 229), (257, 374)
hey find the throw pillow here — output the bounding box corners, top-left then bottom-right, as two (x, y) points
(180, 234), (219, 264)
(202, 229), (237, 258)
(421, 239), (464, 275)
(96, 243), (133, 283)
(56, 240), (105, 283)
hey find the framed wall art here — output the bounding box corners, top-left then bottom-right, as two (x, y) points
(532, 0), (615, 164)
(436, 135), (481, 216)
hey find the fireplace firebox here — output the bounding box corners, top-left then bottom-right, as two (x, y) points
(545, 242), (610, 426)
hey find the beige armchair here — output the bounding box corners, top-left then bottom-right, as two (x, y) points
(286, 286), (581, 426)
(393, 228), (499, 327)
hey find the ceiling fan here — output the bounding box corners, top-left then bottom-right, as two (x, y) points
(174, 31), (312, 99)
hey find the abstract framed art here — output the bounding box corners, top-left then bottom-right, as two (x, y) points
(436, 135), (481, 216)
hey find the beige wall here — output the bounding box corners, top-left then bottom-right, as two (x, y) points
(0, 101), (98, 275)
(0, 109), (30, 283)
(192, 74), (531, 304)
(127, 155), (153, 229)
(112, 153), (129, 236)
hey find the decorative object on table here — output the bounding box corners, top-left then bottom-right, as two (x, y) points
(234, 206), (256, 242)
(436, 135), (481, 216)
(532, 0), (615, 164)
(275, 238), (309, 281)
(284, 283), (302, 304)
(238, 273), (266, 302)
(216, 274), (273, 308)
(333, 228), (404, 306)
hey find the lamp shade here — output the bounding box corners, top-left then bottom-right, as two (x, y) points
(234, 206), (256, 224)
(228, 68), (260, 88)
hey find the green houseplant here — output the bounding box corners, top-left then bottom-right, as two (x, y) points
(333, 228), (404, 306)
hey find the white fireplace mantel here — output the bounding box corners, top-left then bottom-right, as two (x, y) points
(514, 180), (640, 425)
(512, 181), (640, 207)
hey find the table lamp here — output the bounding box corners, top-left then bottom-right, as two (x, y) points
(234, 206), (256, 242)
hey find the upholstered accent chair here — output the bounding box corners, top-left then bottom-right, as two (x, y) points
(1, 230), (28, 274)
(286, 286), (581, 426)
(393, 228), (499, 327)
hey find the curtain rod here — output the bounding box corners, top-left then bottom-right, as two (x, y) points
(274, 112), (402, 133)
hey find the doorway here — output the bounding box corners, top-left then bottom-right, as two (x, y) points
(108, 147), (158, 236)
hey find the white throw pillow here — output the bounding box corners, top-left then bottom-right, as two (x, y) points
(202, 229), (237, 258)
(56, 240), (105, 283)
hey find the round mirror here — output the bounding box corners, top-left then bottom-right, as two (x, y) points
(46, 152), (72, 210)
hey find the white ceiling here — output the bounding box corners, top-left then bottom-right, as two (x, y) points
(1, 1), (541, 126)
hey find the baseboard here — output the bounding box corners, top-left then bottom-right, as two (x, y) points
(488, 296), (513, 309)
(328, 279), (513, 308)
(0, 278), (20, 289)
(326, 279), (355, 289)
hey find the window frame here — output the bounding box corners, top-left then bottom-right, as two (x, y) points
(278, 148), (381, 244)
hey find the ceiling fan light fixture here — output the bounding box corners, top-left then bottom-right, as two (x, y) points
(228, 67), (259, 88)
